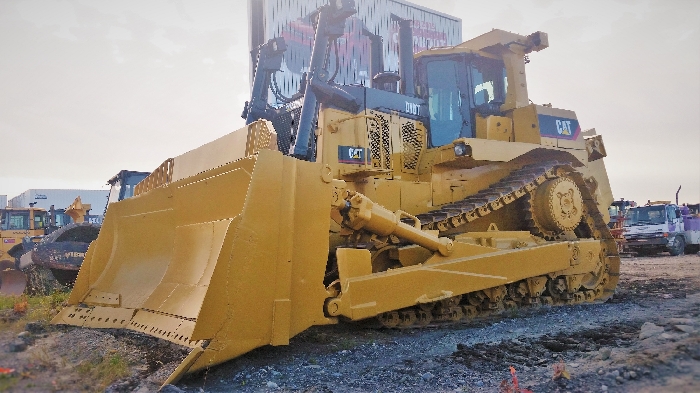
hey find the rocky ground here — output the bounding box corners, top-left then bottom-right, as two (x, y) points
(1, 253), (698, 392)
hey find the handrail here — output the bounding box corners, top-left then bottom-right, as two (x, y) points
(134, 158), (174, 196)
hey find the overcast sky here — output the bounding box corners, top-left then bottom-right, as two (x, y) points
(1, 0), (698, 206)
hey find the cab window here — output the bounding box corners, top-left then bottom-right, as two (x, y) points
(122, 182), (140, 200)
(55, 212), (72, 227)
(471, 57), (507, 105)
(1, 211), (30, 230)
(427, 60), (465, 146)
(34, 211), (47, 230)
(666, 206), (676, 222)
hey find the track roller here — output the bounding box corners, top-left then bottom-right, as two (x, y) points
(399, 310), (417, 327)
(378, 311), (401, 328)
(503, 300), (518, 311)
(415, 310), (432, 326)
(461, 305), (478, 318)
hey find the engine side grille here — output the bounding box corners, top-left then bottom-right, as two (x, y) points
(400, 121), (424, 172)
(368, 111), (392, 171)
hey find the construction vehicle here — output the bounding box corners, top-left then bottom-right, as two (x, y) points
(3, 170), (150, 295)
(25, 170), (150, 287)
(623, 201), (700, 255)
(608, 199), (635, 229)
(608, 199), (635, 253)
(0, 207), (48, 295)
(53, 0), (619, 386)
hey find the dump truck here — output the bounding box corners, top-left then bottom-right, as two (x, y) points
(53, 0), (619, 385)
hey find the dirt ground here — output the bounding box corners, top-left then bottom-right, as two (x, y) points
(1, 252), (699, 392)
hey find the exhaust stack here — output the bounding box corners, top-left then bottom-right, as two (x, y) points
(391, 15), (414, 96)
(361, 28), (384, 88)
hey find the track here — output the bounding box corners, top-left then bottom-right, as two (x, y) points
(364, 161), (620, 328)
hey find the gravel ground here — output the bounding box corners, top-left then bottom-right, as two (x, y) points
(1, 253), (698, 392)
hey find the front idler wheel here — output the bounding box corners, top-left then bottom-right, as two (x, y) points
(526, 177), (584, 240)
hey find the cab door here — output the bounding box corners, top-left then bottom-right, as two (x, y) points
(425, 57), (472, 146)
(31, 209), (47, 235)
(666, 205), (683, 233)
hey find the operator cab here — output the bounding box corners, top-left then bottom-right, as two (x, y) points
(0, 208), (46, 231)
(107, 170), (150, 205)
(415, 53), (508, 147)
(624, 204), (681, 227)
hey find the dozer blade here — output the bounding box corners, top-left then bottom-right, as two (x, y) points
(52, 149), (336, 384)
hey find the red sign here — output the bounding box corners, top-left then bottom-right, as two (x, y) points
(3, 239), (15, 244)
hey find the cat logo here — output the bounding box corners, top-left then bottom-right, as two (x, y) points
(537, 114), (580, 140)
(348, 148), (362, 159)
(555, 119), (573, 136)
(338, 145), (367, 164)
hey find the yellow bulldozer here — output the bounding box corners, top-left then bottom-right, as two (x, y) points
(53, 0), (618, 386)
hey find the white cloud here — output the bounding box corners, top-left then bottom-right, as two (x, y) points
(112, 45), (125, 63)
(150, 28), (185, 54)
(15, 0), (79, 40)
(107, 26), (133, 41)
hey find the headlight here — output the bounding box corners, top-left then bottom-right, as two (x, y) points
(453, 142), (471, 157)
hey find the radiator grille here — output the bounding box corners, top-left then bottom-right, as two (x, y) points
(400, 121), (424, 172)
(368, 112), (391, 170)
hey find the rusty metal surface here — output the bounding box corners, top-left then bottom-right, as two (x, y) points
(0, 259), (15, 271)
(44, 222), (100, 243)
(28, 222), (99, 288)
(32, 241), (88, 271)
(0, 269), (27, 296)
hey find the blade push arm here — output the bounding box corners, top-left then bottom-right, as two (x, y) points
(335, 189), (453, 257)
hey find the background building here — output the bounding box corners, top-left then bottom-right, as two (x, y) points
(0, 195), (6, 208)
(8, 189), (109, 218)
(248, 0), (461, 105)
